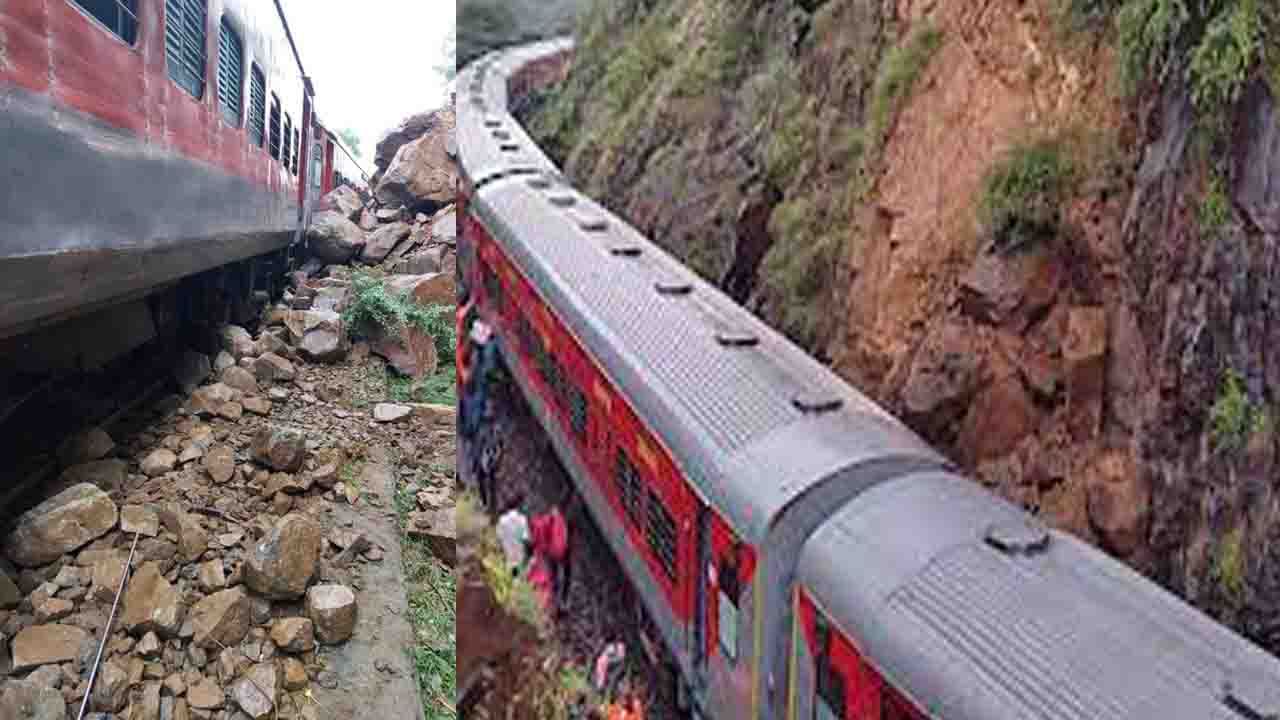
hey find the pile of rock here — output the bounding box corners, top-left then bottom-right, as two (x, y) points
(304, 103), (457, 281)
(0, 322), (375, 719)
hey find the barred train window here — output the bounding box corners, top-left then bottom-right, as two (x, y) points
(814, 617), (846, 720)
(248, 66), (266, 147)
(292, 130), (301, 176)
(718, 557), (741, 661)
(615, 450), (642, 526)
(569, 384), (587, 438)
(282, 114), (293, 169)
(73, 0), (139, 44)
(483, 262), (503, 308)
(269, 95), (282, 159)
(645, 488), (678, 581)
(311, 144), (323, 190)
(165, 0), (208, 99)
(216, 19), (243, 126)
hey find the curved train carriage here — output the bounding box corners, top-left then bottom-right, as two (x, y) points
(0, 0), (358, 357)
(456, 42), (1280, 720)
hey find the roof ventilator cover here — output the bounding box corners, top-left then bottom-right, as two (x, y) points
(548, 195), (577, 208)
(715, 331), (759, 348)
(792, 392), (842, 414)
(527, 177), (552, 190)
(655, 281), (693, 296)
(1221, 683), (1278, 720)
(608, 245), (642, 257)
(499, 143), (520, 153)
(492, 130), (512, 140)
(983, 521), (1051, 556)
(576, 216), (609, 232)
(483, 118), (502, 128)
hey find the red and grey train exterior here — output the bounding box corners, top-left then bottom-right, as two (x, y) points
(0, 0), (357, 345)
(456, 41), (1280, 720)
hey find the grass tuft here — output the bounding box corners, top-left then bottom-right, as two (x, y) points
(1213, 526), (1246, 603)
(865, 24), (943, 155)
(978, 139), (1075, 252)
(1209, 367), (1269, 453)
(343, 270), (456, 364)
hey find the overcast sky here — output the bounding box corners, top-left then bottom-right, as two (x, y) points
(279, 0), (455, 174)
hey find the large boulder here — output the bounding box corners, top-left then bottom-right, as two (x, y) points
(374, 111), (436, 172)
(191, 587), (251, 649)
(219, 325), (256, 360)
(1085, 449), (1149, 557)
(250, 426), (307, 472)
(306, 584), (357, 644)
(370, 326), (438, 379)
(232, 662), (278, 720)
(56, 427), (115, 467)
(189, 383), (242, 418)
(220, 366), (260, 396)
(360, 221), (412, 265)
(318, 185), (363, 222)
(121, 562), (184, 638)
(243, 513), (322, 600)
(11, 624), (90, 671)
(373, 107), (457, 209)
(384, 272), (455, 308)
(0, 678), (65, 720)
(173, 350), (212, 395)
(284, 310), (348, 364)
(4, 483), (118, 567)
(430, 206), (457, 245)
(306, 211), (365, 265)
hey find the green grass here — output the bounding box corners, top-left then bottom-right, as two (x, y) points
(978, 139), (1075, 252)
(394, 464), (456, 718)
(759, 197), (844, 349)
(387, 365), (457, 407)
(343, 270), (456, 365)
(1213, 526), (1246, 603)
(1199, 173), (1232, 238)
(865, 24), (944, 157)
(1209, 368), (1269, 452)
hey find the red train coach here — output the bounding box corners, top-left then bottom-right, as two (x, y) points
(458, 40), (1280, 720)
(0, 0), (323, 352)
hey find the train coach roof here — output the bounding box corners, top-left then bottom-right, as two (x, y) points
(797, 472), (1280, 720)
(456, 63), (562, 186)
(473, 174), (942, 540)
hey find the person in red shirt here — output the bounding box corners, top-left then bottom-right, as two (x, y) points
(528, 495), (572, 618)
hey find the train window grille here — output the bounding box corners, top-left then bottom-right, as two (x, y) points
(569, 384), (587, 439)
(72, 0), (139, 44)
(216, 19), (243, 126)
(248, 65), (266, 147)
(483, 261), (503, 309)
(292, 130), (301, 176)
(814, 617), (846, 720)
(282, 114), (293, 169)
(165, 0), (207, 99)
(615, 450), (642, 527)
(718, 556), (741, 661)
(312, 144), (323, 189)
(269, 95), (282, 160)
(645, 488), (678, 582)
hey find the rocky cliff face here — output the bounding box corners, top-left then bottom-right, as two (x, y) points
(530, 0), (1280, 653)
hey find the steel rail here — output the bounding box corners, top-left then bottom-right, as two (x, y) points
(76, 530), (142, 720)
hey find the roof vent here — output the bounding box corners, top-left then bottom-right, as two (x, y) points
(527, 177), (552, 190)
(655, 281), (693, 296)
(471, 98), (486, 110)
(548, 195), (577, 208)
(609, 245), (642, 257)
(499, 143), (520, 153)
(715, 331), (759, 348)
(1222, 683), (1278, 720)
(792, 393), (843, 414)
(577, 217), (609, 232)
(492, 130), (512, 140)
(983, 521), (1051, 556)
(483, 118), (503, 128)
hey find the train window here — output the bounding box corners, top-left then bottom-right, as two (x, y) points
(615, 450), (642, 527)
(283, 114), (293, 169)
(164, 0), (208, 99)
(814, 617), (847, 720)
(216, 19), (243, 126)
(312, 144), (324, 190)
(292, 130), (300, 176)
(569, 384), (587, 438)
(72, 0), (139, 44)
(645, 488), (678, 581)
(718, 555), (741, 662)
(269, 95), (282, 160)
(483, 261), (503, 309)
(248, 65), (266, 147)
